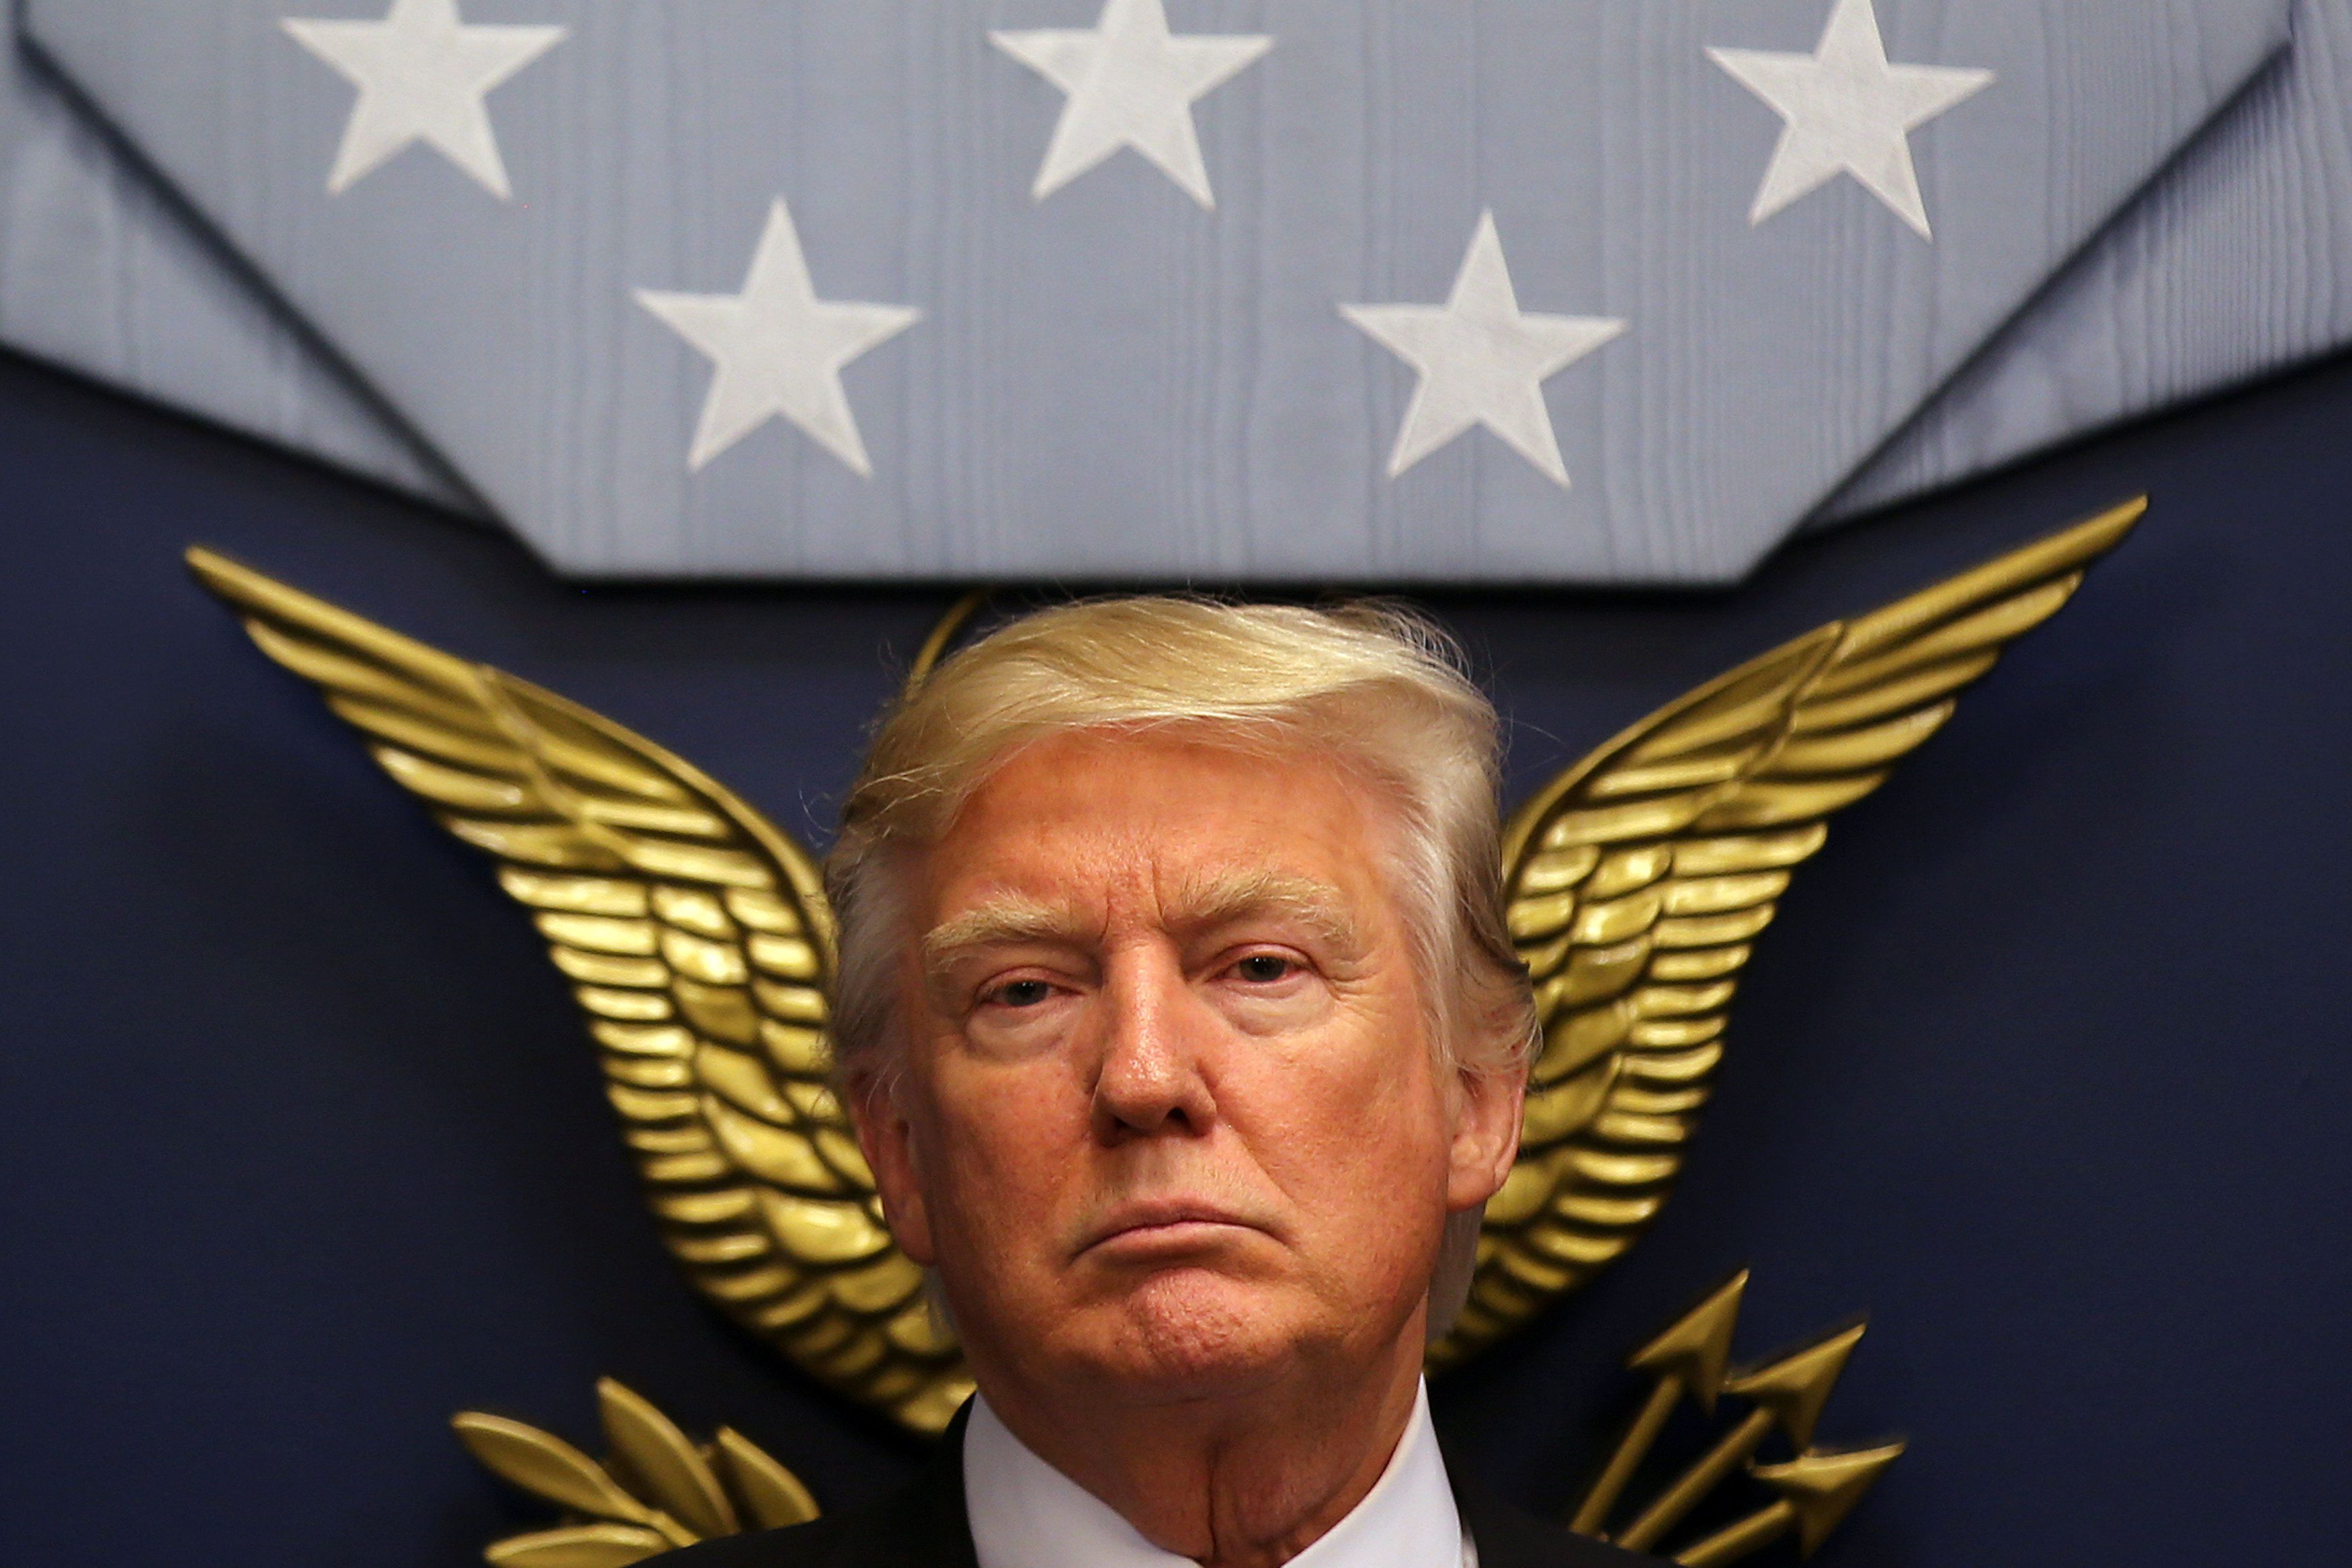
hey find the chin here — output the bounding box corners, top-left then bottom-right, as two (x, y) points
(1073, 1268), (1317, 1401)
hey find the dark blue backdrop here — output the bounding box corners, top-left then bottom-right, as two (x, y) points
(1, 345), (2345, 1567)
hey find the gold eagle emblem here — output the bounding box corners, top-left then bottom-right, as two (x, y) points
(187, 498), (2142, 1435)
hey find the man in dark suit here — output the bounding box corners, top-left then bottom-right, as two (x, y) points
(678, 598), (1661, 1568)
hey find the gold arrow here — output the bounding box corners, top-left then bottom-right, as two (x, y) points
(1612, 1321), (1865, 1553)
(1569, 1271), (1749, 1536)
(1673, 1443), (1906, 1567)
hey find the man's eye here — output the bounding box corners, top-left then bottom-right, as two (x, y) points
(987, 979), (1055, 1008)
(1231, 955), (1296, 984)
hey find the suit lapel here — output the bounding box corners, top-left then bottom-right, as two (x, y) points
(1448, 1449), (1666, 1568)
(823, 1405), (980, 1568)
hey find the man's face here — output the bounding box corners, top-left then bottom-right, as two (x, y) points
(853, 730), (1523, 1407)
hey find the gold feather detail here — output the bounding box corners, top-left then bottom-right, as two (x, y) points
(187, 548), (971, 1434)
(1429, 498), (2144, 1362)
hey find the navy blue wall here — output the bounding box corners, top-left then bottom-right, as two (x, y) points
(1, 346), (2345, 1565)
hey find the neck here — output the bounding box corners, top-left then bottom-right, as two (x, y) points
(974, 1325), (1429, 1568)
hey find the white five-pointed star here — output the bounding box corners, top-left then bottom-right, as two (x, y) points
(1341, 212), (1625, 490)
(1708, 0), (1992, 239)
(991, 0), (1272, 208)
(281, 0), (565, 198)
(636, 200), (920, 477)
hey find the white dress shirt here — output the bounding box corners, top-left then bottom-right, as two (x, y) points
(964, 1380), (1476, 1568)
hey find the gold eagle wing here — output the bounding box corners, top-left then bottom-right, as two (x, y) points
(187, 549), (972, 1434)
(1435, 499), (2145, 1361)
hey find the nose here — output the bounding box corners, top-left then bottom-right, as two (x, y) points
(1089, 946), (1218, 1143)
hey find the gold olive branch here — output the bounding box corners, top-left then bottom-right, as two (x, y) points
(454, 1379), (819, 1567)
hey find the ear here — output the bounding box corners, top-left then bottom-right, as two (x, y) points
(1445, 1061), (1526, 1213)
(848, 1074), (937, 1266)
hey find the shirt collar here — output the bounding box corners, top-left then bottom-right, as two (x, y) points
(962, 1380), (1470, 1568)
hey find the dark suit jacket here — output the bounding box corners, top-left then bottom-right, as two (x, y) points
(669, 1409), (1662, 1568)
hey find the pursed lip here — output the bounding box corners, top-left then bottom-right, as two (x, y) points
(1075, 1197), (1267, 1258)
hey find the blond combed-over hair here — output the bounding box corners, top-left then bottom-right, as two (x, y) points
(823, 597), (1538, 1333)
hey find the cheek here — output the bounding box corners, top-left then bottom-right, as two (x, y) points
(923, 1059), (1093, 1219)
(1252, 1033), (1456, 1219)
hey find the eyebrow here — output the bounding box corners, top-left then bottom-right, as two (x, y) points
(920, 894), (1095, 973)
(1167, 867), (1365, 955)
(917, 867), (1365, 979)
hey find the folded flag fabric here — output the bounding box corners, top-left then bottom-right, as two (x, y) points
(1822, 0), (2352, 523)
(0, 33), (471, 510)
(13, 2), (2292, 581)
